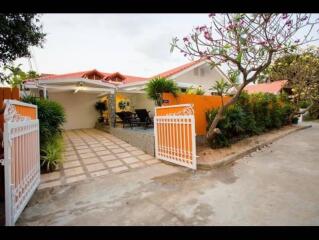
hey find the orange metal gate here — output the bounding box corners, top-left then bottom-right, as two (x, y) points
(154, 104), (196, 170)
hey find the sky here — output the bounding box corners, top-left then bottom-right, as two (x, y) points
(15, 14), (319, 78)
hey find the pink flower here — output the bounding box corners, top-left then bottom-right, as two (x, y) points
(199, 25), (207, 32)
(204, 31), (212, 41)
(183, 37), (189, 42)
(282, 13), (288, 19)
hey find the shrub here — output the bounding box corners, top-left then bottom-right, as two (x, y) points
(21, 95), (66, 146)
(206, 92), (293, 148)
(40, 134), (64, 172)
(185, 86), (205, 95)
(145, 77), (179, 106)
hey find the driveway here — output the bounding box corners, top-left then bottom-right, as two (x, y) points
(39, 128), (161, 189)
(17, 122), (319, 225)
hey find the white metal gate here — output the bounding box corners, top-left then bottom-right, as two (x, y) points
(3, 100), (40, 226)
(154, 104), (196, 170)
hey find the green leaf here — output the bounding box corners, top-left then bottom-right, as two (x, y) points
(236, 51), (243, 63)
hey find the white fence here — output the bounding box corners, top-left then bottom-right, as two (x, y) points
(154, 104), (196, 170)
(3, 100), (40, 226)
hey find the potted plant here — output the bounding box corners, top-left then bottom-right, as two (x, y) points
(95, 100), (107, 123)
(118, 100), (128, 111)
(145, 77), (179, 106)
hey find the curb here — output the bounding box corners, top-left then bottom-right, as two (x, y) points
(197, 125), (312, 170)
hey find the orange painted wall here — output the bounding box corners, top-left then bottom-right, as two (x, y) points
(161, 93), (231, 136)
(0, 87), (20, 130)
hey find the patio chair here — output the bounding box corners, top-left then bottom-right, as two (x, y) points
(134, 109), (154, 129)
(116, 111), (139, 128)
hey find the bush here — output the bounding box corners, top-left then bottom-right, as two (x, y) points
(145, 77), (180, 106)
(206, 92), (294, 148)
(40, 134), (64, 172)
(22, 95), (66, 172)
(21, 95), (66, 146)
(185, 86), (205, 95)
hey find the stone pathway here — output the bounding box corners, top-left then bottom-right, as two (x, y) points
(39, 128), (161, 189)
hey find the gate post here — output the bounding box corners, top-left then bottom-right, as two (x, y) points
(4, 122), (13, 226)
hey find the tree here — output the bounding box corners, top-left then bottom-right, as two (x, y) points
(0, 13), (46, 81)
(171, 13), (319, 141)
(267, 47), (319, 119)
(3, 64), (40, 87)
(145, 77), (179, 106)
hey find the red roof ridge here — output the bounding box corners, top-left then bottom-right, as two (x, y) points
(151, 57), (207, 79)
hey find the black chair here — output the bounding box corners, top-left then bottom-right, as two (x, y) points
(116, 111), (139, 128)
(134, 109), (154, 129)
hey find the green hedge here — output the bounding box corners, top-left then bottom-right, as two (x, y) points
(22, 95), (66, 172)
(21, 95), (66, 146)
(206, 92), (294, 148)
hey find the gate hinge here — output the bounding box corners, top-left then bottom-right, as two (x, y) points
(0, 159), (4, 166)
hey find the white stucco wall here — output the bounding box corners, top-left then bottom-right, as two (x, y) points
(48, 91), (99, 130)
(117, 92), (156, 117)
(173, 63), (226, 95)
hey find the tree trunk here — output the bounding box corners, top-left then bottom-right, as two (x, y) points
(206, 82), (248, 142)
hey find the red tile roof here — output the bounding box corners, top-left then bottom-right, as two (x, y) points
(25, 69), (147, 85)
(244, 80), (288, 94)
(24, 58), (211, 87)
(151, 57), (207, 79)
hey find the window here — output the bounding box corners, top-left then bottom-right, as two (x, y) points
(200, 68), (205, 76)
(194, 68), (199, 76)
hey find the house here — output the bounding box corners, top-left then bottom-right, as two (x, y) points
(23, 58), (228, 130)
(244, 80), (290, 95)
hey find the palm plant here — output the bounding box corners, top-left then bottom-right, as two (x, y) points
(145, 77), (179, 106)
(95, 100), (107, 122)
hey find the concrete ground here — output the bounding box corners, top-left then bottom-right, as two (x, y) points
(17, 122), (319, 226)
(40, 128), (160, 189)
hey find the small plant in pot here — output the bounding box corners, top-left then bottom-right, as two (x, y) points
(118, 100), (129, 111)
(95, 100), (107, 123)
(40, 134), (64, 173)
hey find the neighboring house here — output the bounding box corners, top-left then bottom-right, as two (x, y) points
(23, 58), (228, 130)
(244, 80), (290, 95)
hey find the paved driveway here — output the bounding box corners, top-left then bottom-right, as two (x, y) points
(39, 128), (161, 189)
(17, 122), (319, 225)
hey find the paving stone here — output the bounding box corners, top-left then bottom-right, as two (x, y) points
(77, 148), (92, 154)
(63, 161), (81, 169)
(64, 167), (84, 177)
(125, 146), (138, 151)
(75, 145), (89, 150)
(106, 145), (119, 149)
(131, 150), (145, 156)
(65, 155), (78, 161)
(105, 160), (124, 168)
(90, 170), (110, 178)
(90, 144), (103, 148)
(129, 162), (145, 169)
(116, 152), (131, 158)
(111, 166), (129, 173)
(82, 157), (100, 165)
(41, 172), (61, 182)
(111, 148), (125, 153)
(86, 163), (106, 172)
(145, 159), (160, 165)
(64, 151), (76, 156)
(80, 152), (96, 159)
(66, 175), (87, 184)
(95, 150), (111, 156)
(38, 180), (62, 190)
(138, 154), (154, 161)
(93, 147), (107, 152)
(100, 155), (117, 161)
(122, 157), (139, 164)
